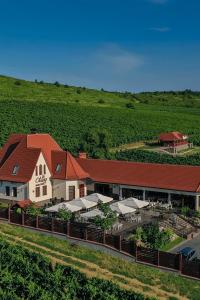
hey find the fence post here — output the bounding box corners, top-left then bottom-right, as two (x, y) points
(118, 235), (122, 251)
(135, 245), (138, 261)
(51, 218), (54, 232)
(66, 222), (70, 236)
(103, 231), (106, 244)
(85, 227), (88, 240)
(21, 211), (24, 226)
(179, 254), (183, 274)
(36, 215), (39, 228)
(157, 250), (160, 267)
(8, 205), (11, 222)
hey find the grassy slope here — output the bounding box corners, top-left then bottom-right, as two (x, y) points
(1, 223), (200, 300)
(1, 75), (200, 155)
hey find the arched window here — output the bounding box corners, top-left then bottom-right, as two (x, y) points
(55, 164), (62, 173)
(12, 165), (19, 175)
(44, 164), (46, 174)
(35, 166), (38, 176)
(39, 164), (42, 175)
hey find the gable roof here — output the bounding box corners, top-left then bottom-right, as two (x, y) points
(0, 133), (88, 183)
(52, 150), (89, 180)
(159, 131), (187, 142)
(27, 134), (62, 170)
(77, 157), (200, 193)
(0, 137), (40, 182)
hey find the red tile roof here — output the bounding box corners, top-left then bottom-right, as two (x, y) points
(0, 133), (88, 183)
(0, 136), (40, 182)
(13, 199), (32, 209)
(77, 157), (200, 193)
(27, 134), (62, 170)
(52, 151), (89, 180)
(159, 131), (187, 142)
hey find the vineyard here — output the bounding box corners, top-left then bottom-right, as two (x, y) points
(1, 223), (200, 300)
(114, 149), (200, 166)
(0, 76), (200, 162)
(0, 236), (151, 300)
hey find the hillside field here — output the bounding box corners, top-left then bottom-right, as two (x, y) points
(1, 75), (200, 162)
(1, 223), (200, 300)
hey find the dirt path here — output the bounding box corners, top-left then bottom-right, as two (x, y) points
(0, 230), (188, 300)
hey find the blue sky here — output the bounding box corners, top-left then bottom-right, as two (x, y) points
(0, 0), (199, 91)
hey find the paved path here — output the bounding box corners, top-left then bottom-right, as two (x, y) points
(170, 233), (200, 258)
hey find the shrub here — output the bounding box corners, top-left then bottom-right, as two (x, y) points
(98, 99), (105, 104)
(14, 80), (21, 86)
(126, 102), (135, 109)
(181, 206), (190, 217)
(54, 81), (60, 87)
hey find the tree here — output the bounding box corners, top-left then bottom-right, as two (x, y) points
(54, 81), (60, 87)
(133, 226), (143, 245)
(92, 202), (117, 230)
(57, 208), (72, 221)
(79, 129), (112, 158)
(26, 204), (41, 216)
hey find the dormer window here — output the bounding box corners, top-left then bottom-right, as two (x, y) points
(55, 163), (62, 173)
(12, 165), (19, 175)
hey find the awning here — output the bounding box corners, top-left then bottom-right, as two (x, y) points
(120, 197), (149, 209)
(110, 202), (136, 215)
(45, 202), (81, 213)
(83, 193), (113, 204)
(80, 208), (105, 220)
(69, 198), (96, 209)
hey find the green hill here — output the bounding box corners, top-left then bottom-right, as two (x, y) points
(1, 223), (200, 300)
(1, 75), (200, 161)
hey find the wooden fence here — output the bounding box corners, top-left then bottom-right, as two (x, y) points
(1, 207), (200, 280)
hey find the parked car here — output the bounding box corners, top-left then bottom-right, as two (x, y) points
(178, 247), (197, 261)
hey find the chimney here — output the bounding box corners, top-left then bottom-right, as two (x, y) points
(79, 152), (87, 159)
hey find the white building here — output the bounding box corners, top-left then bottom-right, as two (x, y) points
(0, 133), (88, 205)
(0, 133), (200, 210)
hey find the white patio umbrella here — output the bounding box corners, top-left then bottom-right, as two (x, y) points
(110, 202), (136, 215)
(121, 197), (149, 209)
(70, 198), (96, 209)
(45, 202), (81, 213)
(80, 208), (105, 220)
(84, 193), (113, 204)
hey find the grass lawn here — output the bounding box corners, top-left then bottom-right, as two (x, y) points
(160, 237), (185, 252)
(0, 222), (200, 300)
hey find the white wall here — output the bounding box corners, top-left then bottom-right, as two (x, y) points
(28, 153), (52, 202)
(52, 179), (87, 200)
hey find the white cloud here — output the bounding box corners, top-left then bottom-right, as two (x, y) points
(95, 44), (144, 73)
(148, 27), (171, 32)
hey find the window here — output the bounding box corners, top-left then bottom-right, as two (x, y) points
(69, 186), (75, 200)
(44, 165), (46, 174)
(13, 187), (17, 197)
(39, 164), (42, 175)
(36, 186), (40, 197)
(43, 185), (47, 196)
(35, 166), (38, 176)
(79, 184), (85, 198)
(12, 165), (19, 175)
(5, 186), (10, 196)
(55, 163), (62, 173)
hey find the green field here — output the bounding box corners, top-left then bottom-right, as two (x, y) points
(1, 75), (200, 162)
(0, 235), (150, 300)
(1, 223), (200, 300)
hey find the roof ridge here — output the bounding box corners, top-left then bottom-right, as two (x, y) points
(0, 135), (27, 168)
(77, 157), (200, 169)
(67, 151), (79, 179)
